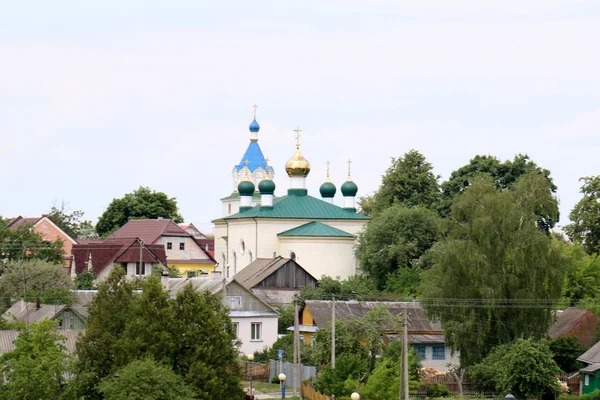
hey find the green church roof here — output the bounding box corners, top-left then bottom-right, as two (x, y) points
(277, 222), (355, 238)
(220, 191), (262, 201)
(222, 190), (369, 221)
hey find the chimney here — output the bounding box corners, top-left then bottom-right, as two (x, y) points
(35, 296), (41, 311)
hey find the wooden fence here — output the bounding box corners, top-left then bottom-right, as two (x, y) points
(301, 382), (333, 400)
(242, 361), (270, 382)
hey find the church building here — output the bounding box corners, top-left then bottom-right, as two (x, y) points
(213, 109), (369, 280)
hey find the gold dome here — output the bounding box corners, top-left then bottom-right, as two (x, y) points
(285, 148), (311, 177)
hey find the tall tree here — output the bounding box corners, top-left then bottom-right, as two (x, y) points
(439, 154), (558, 230)
(356, 205), (440, 290)
(565, 176), (600, 255)
(46, 201), (97, 239)
(0, 320), (72, 400)
(0, 226), (64, 264)
(359, 150), (440, 216)
(96, 186), (184, 237)
(559, 242), (600, 305)
(421, 173), (565, 366)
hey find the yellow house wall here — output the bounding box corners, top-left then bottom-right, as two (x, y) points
(170, 263), (215, 275)
(302, 307), (314, 326)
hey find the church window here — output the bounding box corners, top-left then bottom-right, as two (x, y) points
(233, 252), (237, 275)
(228, 204), (231, 214)
(240, 240), (246, 254)
(290, 251), (297, 261)
(249, 251), (253, 263)
(221, 253), (226, 269)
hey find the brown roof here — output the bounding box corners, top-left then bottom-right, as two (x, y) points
(72, 238), (167, 275)
(235, 257), (317, 289)
(5, 216), (41, 230)
(107, 219), (189, 244)
(195, 238), (215, 252)
(550, 307), (592, 339)
(303, 301), (443, 333)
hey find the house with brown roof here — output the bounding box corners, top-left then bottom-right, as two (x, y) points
(299, 301), (460, 373)
(6, 216), (78, 269)
(550, 307), (600, 347)
(71, 238), (167, 281)
(107, 219), (215, 275)
(234, 257), (317, 306)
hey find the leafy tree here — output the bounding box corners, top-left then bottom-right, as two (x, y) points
(96, 186), (183, 237)
(356, 205), (440, 289)
(0, 320), (71, 400)
(549, 336), (586, 373)
(98, 359), (196, 400)
(74, 270), (97, 290)
(299, 275), (377, 301)
(439, 154), (558, 230)
(565, 176), (600, 255)
(422, 173), (566, 366)
(313, 353), (368, 397)
(0, 226), (64, 264)
(382, 268), (423, 298)
(0, 260), (73, 312)
(361, 357), (420, 400)
(0, 216), (10, 228)
(277, 305), (295, 334)
(559, 242), (600, 305)
(46, 201), (97, 239)
(360, 150), (440, 216)
(312, 320), (368, 365)
(470, 339), (561, 398)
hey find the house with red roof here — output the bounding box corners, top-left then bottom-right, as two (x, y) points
(106, 219), (216, 275)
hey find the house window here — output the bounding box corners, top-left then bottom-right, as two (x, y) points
(232, 322), (239, 338)
(585, 374), (590, 386)
(226, 296), (242, 310)
(179, 242), (185, 250)
(412, 345), (426, 360)
(290, 251), (296, 261)
(251, 322), (262, 341)
(432, 345), (446, 360)
(167, 242), (172, 250)
(136, 262), (146, 276)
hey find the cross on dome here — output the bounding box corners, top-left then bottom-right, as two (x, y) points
(253, 104), (258, 119)
(294, 127), (302, 149)
(347, 159), (352, 179)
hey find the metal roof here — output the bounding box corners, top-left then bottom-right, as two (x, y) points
(107, 219), (190, 243)
(0, 330), (81, 356)
(223, 192), (369, 220)
(579, 340), (600, 364)
(234, 141), (273, 173)
(550, 307), (591, 339)
(277, 221), (354, 238)
(234, 257), (317, 290)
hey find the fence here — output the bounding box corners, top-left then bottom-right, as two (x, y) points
(268, 360), (317, 388)
(301, 382), (333, 400)
(418, 374), (494, 397)
(242, 361), (270, 382)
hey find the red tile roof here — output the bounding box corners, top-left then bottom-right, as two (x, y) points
(72, 238), (167, 275)
(107, 219), (189, 244)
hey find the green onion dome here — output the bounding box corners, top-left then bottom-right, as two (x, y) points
(341, 180), (358, 197)
(320, 181), (336, 198)
(238, 180), (256, 196)
(258, 178), (276, 195)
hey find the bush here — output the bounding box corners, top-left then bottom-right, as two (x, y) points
(271, 375), (281, 384)
(426, 383), (451, 398)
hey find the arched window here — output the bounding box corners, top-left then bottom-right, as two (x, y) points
(249, 251), (253, 263)
(232, 252), (237, 275)
(240, 240), (246, 254)
(290, 251), (296, 261)
(221, 253), (226, 270)
(228, 204), (232, 214)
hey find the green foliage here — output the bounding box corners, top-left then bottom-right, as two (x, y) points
(0, 226), (64, 264)
(383, 267), (423, 298)
(277, 305), (295, 334)
(381, 340), (422, 381)
(96, 186), (183, 237)
(356, 205), (440, 289)
(422, 173), (566, 366)
(313, 353), (368, 397)
(565, 176), (600, 255)
(299, 275), (377, 301)
(74, 270), (97, 290)
(98, 359), (196, 400)
(167, 266), (183, 278)
(549, 336), (586, 373)
(0, 260), (73, 311)
(560, 242), (600, 304)
(71, 269), (243, 400)
(470, 339), (561, 398)
(313, 320), (368, 365)
(0, 320), (71, 400)
(425, 383), (452, 398)
(0, 216), (11, 228)
(361, 358), (420, 400)
(46, 201), (97, 239)
(363, 150), (440, 216)
(439, 154), (558, 230)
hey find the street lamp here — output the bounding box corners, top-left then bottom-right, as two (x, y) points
(279, 373), (286, 399)
(247, 353), (255, 399)
(505, 390), (516, 400)
(351, 392), (361, 400)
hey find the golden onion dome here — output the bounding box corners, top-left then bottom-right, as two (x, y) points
(285, 148), (311, 177)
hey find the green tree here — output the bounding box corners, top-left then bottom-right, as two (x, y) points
(361, 356), (420, 400)
(74, 270), (97, 290)
(96, 186), (183, 237)
(0, 320), (71, 400)
(46, 201), (97, 239)
(559, 242), (600, 304)
(422, 173), (566, 366)
(312, 320), (368, 365)
(299, 275), (377, 301)
(98, 359), (196, 400)
(565, 176), (600, 255)
(277, 305), (295, 334)
(356, 205), (440, 289)
(470, 339), (561, 398)
(0, 216), (10, 228)
(549, 336), (586, 373)
(0, 260), (73, 312)
(361, 150), (440, 216)
(0, 226), (64, 264)
(439, 154), (558, 230)
(313, 353), (368, 398)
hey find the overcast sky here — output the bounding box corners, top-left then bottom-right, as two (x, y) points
(1, 1), (599, 233)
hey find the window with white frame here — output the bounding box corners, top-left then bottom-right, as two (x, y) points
(135, 262), (146, 276)
(232, 322), (239, 338)
(251, 322), (262, 341)
(226, 296), (242, 310)
(432, 345), (446, 360)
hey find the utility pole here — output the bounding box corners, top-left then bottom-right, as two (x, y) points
(293, 298), (300, 396)
(402, 305), (409, 400)
(139, 238), (144, 276)
(331, 295), (336, 369)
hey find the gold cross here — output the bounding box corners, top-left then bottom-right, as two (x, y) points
(294, 127), (302, 148)
(347, 159), (352, 177)
(253, 104), (258, 119)
(325, 161), (331, 179)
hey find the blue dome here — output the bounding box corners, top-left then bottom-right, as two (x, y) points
(249, 118), (260, 133)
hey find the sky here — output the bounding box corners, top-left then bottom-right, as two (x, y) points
(1, 0), (599, 234)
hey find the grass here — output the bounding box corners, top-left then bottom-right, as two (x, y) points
(242, 381), (285, 393)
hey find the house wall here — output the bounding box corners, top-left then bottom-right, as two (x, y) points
(582, 372), (600, 394)
(33, 218), (75, 267)
(96, 262), (154, 282)
(412, 344), (460, 374)
(55, 309), (86, 330)
(158, 236), (215, 274)
(232, 316), (279, 355)
(565, 312), (600, 347)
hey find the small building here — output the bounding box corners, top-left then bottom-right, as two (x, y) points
(550, 307), (600, 347)
(234, 257), (318, 306)
(299, 300), (460, 373)
(578, 341), (600, 394)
